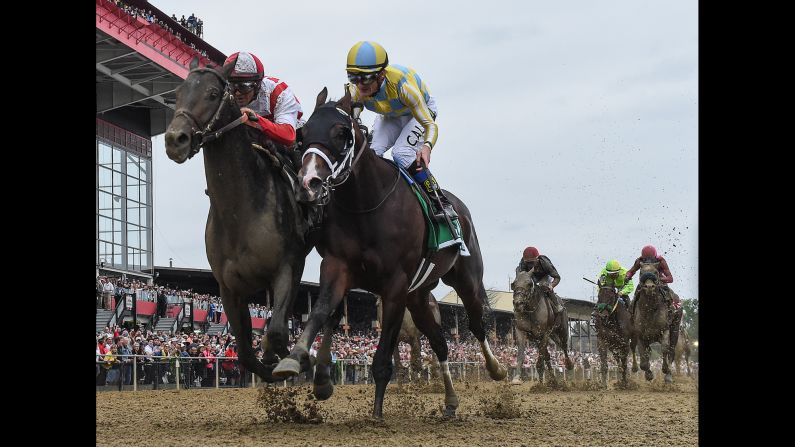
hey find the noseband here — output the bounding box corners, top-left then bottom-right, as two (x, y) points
(173, 68), (247, 159)
(300, 106), (370, 205)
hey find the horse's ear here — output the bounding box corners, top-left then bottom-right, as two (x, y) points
(221, 60), (235, 80)
(315, 87), (328, 108)
(337, 85), (352, 112)
(189, 57), (200, 70)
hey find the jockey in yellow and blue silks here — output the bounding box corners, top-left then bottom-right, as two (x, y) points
(345, 41), (456, 222)
(597, 259), (634, 309)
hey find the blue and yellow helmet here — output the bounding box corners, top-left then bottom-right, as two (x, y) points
(346, 41), (389, 74)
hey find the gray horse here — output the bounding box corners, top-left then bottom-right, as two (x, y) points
(511, 271), (574, 383)
(164, 59), (310, 381)
(630, 263), (680, 383)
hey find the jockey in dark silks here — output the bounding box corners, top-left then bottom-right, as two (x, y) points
(516, 246), (565, 317)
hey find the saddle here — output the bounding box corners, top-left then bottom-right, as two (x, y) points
(394, 163), (468, 256)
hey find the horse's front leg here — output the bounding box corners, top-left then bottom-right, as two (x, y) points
(638, 338), (653, 381)
(262, 263), (303, 362)
(598, 337), (609, 388)
(273, 260), (349, 379)
(661, 326), (673, 383)
(312, 306), (344, 400)
(630, 334), (638, 373)
(372, 291), (408, 420)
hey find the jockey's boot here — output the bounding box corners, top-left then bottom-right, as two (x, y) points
(410, 162), (458, 221)
(621, 294), (632, 309)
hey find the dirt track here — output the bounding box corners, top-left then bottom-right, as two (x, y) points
(97, 376), (697, 446)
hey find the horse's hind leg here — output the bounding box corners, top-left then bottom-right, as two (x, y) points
(407, 288), (459, 418)
(409, 337), (423, 383)
(312, 304), (344, 400)
(553, 317), (575, 372)
(222, 286), (275, 381)
(444, 270), (506, 380)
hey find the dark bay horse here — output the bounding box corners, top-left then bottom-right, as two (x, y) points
(377, 294), (442, 383)
(510, 271), (574, 383)
(594, 284), (634, 387)
(272, 87), (507, 419)
(630, 264), (679, 383)
(164, 59), (310, 381)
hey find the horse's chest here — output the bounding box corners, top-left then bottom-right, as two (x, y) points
(515, 319), (537, 334)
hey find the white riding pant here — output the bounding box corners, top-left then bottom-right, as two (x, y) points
(370, 96), (438, 169)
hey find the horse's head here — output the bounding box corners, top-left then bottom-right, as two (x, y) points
(511, 271), (536, 311)
(165, 58), (236, 163)
(595, 285), (618, 317)
(640, 270), (659, 294)
(296, 87), (361, 203)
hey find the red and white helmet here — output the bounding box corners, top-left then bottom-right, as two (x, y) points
(223, 52), (265, 82)
(641, 245), (657, 258)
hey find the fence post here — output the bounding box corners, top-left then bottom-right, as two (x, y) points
(251, 372), (256, 388)
(153, 361), (159, 390)
(175, 359), (180, 390)
(133, 356), (137, 391)
(215, 357), (220, 389)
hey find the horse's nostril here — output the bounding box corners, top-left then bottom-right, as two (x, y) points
(176, 133), (189, 146)
(308, 177), (322, 190)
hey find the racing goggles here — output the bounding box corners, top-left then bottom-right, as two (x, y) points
(347, 72), (379, 85)
(231, 81), (258, 94)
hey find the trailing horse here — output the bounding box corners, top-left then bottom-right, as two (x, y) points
(593, 284), (633, 387)
(510, 270), (574, 383)
(630, 263), (681, 383)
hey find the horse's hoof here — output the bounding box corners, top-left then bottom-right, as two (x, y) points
(313, 382), (334, 401)
(511, 377), (522, 385)
(443, 405), (457, 419)
(664, 373), (673, 384)
(370, 413), (384, 422)
(644, 371), (654, 381)
(631, 365), (639, 373)
(489, 365), (508, 381)
(272, 358), (301, 378)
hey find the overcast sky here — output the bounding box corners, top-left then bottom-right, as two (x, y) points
(149, 0), (698, 302)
